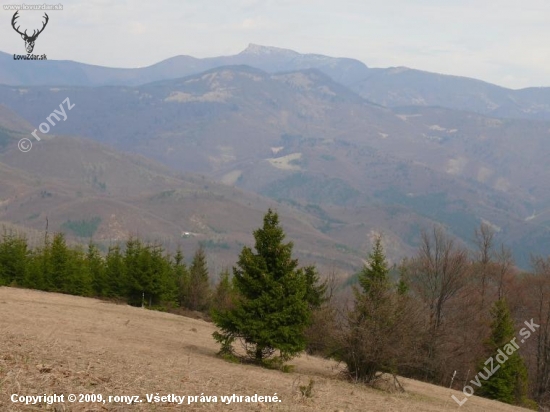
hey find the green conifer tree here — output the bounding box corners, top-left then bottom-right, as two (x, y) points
(187, 246), (211, 311)
(87, 242), (107, 296)
(338, 235), (398, 383)
(478, 299), (529, 405)
(357, 236), (390, 300)
(27, 247), (47, 291)
(0, 230), (29, 286)
(211, 268), (236, 313)
(34, 231), (54, 292)
(124, 237), (145, 306)
(212, 209), (310, 363)
(105, 244), (125, 298)
(66, 246), (93, 297)
(173, 248), (189, 308)
(303, 265), (328, 310)
(148, 244), (176, 306)
(303, 265), (335, 356)
(49, 233), (71, 292)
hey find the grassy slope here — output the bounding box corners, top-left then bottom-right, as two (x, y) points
(0, 287), (531, 412)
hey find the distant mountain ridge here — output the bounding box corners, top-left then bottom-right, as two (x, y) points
(2, 44), (550, 121)
(0, 43), (369, 88)
(353, 67), (550, 120)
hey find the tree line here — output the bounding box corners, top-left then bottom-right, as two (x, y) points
(0, 211), (549, 409)
(330, 225), (549, 410)
(0, 231), (217, 313)
(209, 212), (549, 410)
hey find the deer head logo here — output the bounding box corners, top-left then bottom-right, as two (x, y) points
(11, 11), (49, 54)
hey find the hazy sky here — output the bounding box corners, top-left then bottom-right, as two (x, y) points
(2, 0), (550, 89)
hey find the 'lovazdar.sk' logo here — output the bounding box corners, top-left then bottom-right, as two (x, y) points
(11, 11), (49, 54)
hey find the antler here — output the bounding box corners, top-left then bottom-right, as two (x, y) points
(29, 13), (49, 40)
(11, 11), (27, 37)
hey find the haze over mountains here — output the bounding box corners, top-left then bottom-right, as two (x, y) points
(1, 44), (549, 269)
(3, 44), (550, 121)
(0, 105), (362, 273)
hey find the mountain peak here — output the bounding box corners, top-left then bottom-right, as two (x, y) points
(240, 44), (299, 57)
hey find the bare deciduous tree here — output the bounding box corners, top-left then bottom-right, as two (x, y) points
(410, 227), (469, 332)
(473, 223), (495, 309)
(529, 257), (550, 407)
(408, 226), (469, 381)
(494, 244), (514, 301)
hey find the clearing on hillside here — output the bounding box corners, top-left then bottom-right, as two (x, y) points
(0, 287), (532, 411)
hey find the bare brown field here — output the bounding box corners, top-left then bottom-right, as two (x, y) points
(0, 287), (532, 411)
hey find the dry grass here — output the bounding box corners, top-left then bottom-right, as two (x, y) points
(0, 287), (532, 411)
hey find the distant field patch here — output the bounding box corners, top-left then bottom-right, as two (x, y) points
(165, 91), (230, 103)
(267, 153), (302, 171)
(396, 114), (422, 121)
(221, 170), (242, 185)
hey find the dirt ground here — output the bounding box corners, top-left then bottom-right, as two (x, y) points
(0, 287), (533, 411)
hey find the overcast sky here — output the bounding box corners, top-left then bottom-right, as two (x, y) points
(2, 0), (549, 89)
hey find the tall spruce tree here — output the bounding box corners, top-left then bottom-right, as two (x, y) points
(187, 246), (210, 311)
(87, 242), (107, 296)
(211, 268), (235, 313)
(173, 248), (189, 308)
(27, 245), (48, 291)
(212, 209), (310, 362)
(338, 236), (399, 383)
(0, 230), (29, 287)
(478, 299), (529, 405)
(124, 237), (145, 306)
(303, 265), (328, 310)
(48, 233), (71, 292)
(303, 265), (335, 356)
(65, 246), (93, 297)
(105, 244), (125, 298)
(149, 244), (177, 306)
(357, 236), (391, 300)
